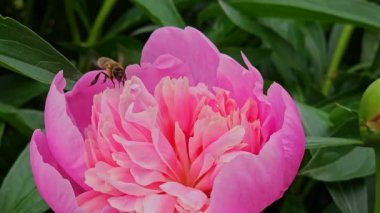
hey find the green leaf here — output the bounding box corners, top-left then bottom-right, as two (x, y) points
(361, 31), (380, 64)
(104, 8), (145, 40)
(0, 145), (48, 213)
(306, 137), (363, 150)
(300, 147), (375, 181)
(0, 74), (48, 107)
(301, 22), (327, 85)
(297, 103), (330, 137)
(219, 0), (308, 80)
(131, 25), (159, 36)
(323, 203), (342, 213)
(132, 0), (185, 27)
(0, 103), (44, 136)
(224, 0), (380, 30)
(326, 179), (367, 213)
(0, 16), (81, 87)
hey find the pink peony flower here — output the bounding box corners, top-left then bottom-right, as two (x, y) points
(30, 27), (305, 213)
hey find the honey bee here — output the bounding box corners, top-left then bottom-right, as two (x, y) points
(91, 57), (126, 87)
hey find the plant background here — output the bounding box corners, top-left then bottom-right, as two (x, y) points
(1, 0), (380, 212)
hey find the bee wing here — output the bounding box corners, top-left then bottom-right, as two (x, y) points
(117, 50), (127, 68)
(97, 57), (116, 68)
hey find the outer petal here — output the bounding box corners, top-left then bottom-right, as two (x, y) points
(141, 27), (220, 86)
(45, 71), (88, 189)
(266, 83), (305, 185)
(30, 130), (81, 213)
(66, 70), (114, 134)
(209, 84), (305, 212)
(216, 54), (262, 106)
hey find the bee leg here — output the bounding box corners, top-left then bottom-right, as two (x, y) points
(110, 76), (115, 87)
(90, 72), (102, 85)
(122, 75), (126, 86)
(102, 72), (108, 83)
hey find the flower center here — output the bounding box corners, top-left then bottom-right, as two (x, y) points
(81, 76), (262, 212)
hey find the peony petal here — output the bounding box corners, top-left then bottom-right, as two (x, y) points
(210, 83), (305, 212)
(130, 166), (167, 186)
(108, 195), (138, 212)
(44, 71), (88, 189)
(216, 54), (257, 106)
(84, 162), (122, 196)
(126, 54), (191, 93)
(209, 141), (284, 213)
(76, 191), (116, 213)
(30, 130), (81, 213)
(141, 27), (220, 86)
(266, 83), (305, 185)
(142, 194), (176, 213)
(66, 70), (114, 134)
(151, 127), (181, 180)
(113, 134), (167, 174)
(160, 182), (208, 211)
(190, 126), (245, 181)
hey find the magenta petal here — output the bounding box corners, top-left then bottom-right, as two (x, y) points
(66, 70), (114, 134)
(210, 84), (305, 212)
(30, 130), (81, 213)
(209, 140), (284, 213)
(45, 71), (88, 189)
(141, 27), (220, 86)
(142, 194), (176, 213)
(216, 54), (259, 106)
(266, 83), (305, 185)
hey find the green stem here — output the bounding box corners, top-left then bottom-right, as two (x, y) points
(375, 148), (380, 213)
(64, 0), (81, 43)
(86, 0), (117, 46)
(322, 25), (354, 96)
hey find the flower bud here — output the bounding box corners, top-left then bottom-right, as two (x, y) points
(359, 79), (380, 146)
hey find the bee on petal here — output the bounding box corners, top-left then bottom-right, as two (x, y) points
(91, 57), (126, 87)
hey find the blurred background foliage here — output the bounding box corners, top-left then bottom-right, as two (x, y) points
(1, 0), (380, 212)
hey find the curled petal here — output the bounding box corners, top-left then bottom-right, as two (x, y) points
(66, 70), (114, 134)
(45, 71), (88, 189)
(266, 83), (305, 185)
(30, 130), (80, 213)
(216, 54), (257, 106)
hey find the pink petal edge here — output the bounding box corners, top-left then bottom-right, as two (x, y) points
(44, 71), (88, 189)
(30, 130), (81, 213)
(141, 26), (220, 87)
(209, 83), (305, 213)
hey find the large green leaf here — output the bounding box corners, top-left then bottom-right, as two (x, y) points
(327, 179), (367, 213)
(306, 137), (363, 150)
(104, 8), (145, 41)
(297, 103), (330, 137)
(0, 103), (44, 136)
(219, 0), (307, 73)
(300, 147), (375, 181)
(0, 16), (81, 87)
(0, 145), (48, 212)
(132, 0), (185, 27)
(0, 74), (48, 107)
(224, 0), (380, 30)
